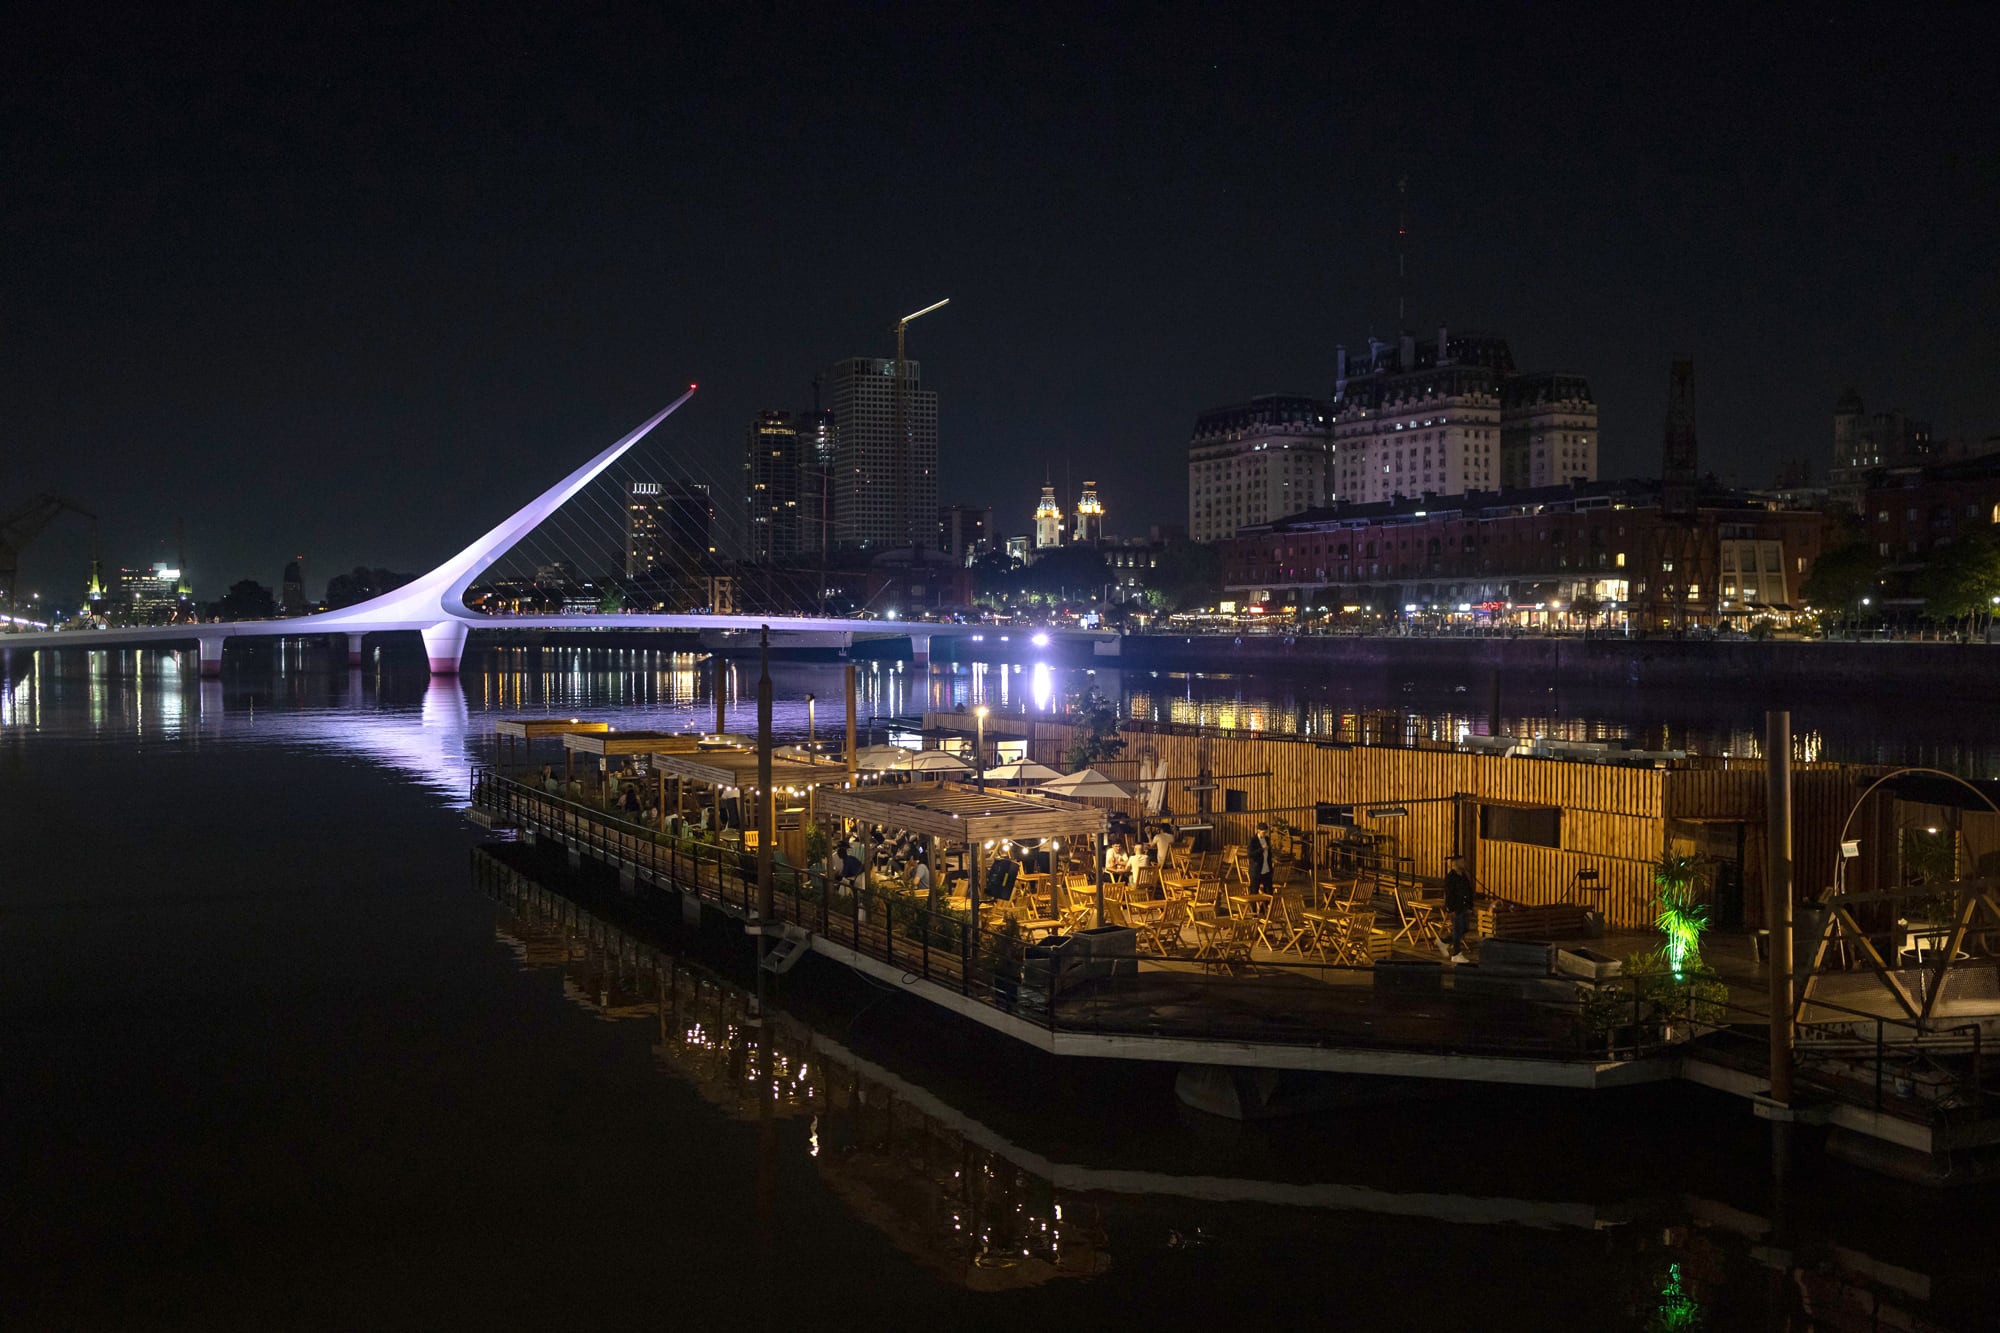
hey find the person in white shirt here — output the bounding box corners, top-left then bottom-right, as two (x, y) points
(1151, 825), (1176, 875)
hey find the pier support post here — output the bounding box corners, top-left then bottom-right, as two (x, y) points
(197, 636), (224, 679)
(713, 654), (728, 737)
(421, 621), (467, 676)
(1765, 709), (1796, 1176)
(844, 664), (858, 781)
(756, 627), (774, 924)
(908, 633), (930, 667)
(346, 633), (366, 669)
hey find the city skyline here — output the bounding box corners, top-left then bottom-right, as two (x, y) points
(6, 6), (1997, 599)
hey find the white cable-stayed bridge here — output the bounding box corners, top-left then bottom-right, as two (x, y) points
(1, 388), (1116, 676)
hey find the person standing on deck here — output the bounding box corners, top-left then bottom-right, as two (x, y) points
(1250, 824), (1275, 898)
(1443, 855), (1476, 963)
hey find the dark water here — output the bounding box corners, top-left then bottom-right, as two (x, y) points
(3, 651), (1995, 1327)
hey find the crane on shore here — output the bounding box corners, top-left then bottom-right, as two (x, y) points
(1, 494), (97, 624)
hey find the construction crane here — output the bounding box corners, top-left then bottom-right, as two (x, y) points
(1, 494), (97, 625)
(891, 298), (949, 549)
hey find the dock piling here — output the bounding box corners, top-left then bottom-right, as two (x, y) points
(1765, 708), (1796, 1176)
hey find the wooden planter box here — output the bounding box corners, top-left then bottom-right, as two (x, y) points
(1485, 903), (1591, 940)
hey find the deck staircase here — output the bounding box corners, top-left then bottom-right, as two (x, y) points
(759, 924), (814, 975)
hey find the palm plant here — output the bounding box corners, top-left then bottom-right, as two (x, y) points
(1652, 853), (1710, 977)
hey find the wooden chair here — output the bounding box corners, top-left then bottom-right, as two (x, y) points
(1269, 898), (1310, 955)
(1312, 877), (1354, 910)
(1391, 883), (1444, 947)
(1221, 844), (1248, 885)
(1196, 916), (1257, 974)
(1334, 912), (1378, 966)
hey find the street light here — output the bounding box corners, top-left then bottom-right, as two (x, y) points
(974, 704), (989, 792)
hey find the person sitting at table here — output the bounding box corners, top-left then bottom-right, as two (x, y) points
(909, 857), (933, 894)
(540, 764), (558, 793)
(1151, 823), (1176, 874)
(1104, 841), (1129, 878)
(619, 784), (642, 815)
(1127, 842), (1150, 892)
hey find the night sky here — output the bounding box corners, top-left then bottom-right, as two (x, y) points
(7, 3), (1997, 600)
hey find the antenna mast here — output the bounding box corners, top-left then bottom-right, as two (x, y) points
(1395, 173), (1409, 329)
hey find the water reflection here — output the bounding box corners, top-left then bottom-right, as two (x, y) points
(478, 849), (1109, 1289)
(8, 645), (1999, 805)
(472, 846), (1976, 1323)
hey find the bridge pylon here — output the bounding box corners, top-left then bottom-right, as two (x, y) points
(421, 621), (468, 676)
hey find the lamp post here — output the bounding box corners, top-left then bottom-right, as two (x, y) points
(974, 705), (989, 792)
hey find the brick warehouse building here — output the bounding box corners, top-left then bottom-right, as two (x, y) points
(1221, 479), (1828, 629)
(1863, 452), (2000, 560)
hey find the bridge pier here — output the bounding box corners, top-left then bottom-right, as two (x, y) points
(345, 633), (366, 669)
(197, 636), (224, 679)
(909, 633), (930, 666)
(421, 621), (468, 675)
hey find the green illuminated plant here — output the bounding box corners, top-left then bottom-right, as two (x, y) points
(1652, 853), (1710, 977)
(1647, 1261), (1703, 1331)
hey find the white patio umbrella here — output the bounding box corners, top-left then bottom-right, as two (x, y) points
(854, 744), (912, 772)
(1038, 768), (1135, 801)
(902, 750), (972, 777)
(983, 758), (1063, 784)
(1144, 755), (1169, 816)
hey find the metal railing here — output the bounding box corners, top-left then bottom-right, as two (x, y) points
(1789, 997), (1992, 1123)
(469, 767), (1736, 1063)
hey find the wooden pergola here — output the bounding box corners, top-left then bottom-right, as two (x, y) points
(815, 784), (1110, 921)
(649, 749), (852, 846)
(494, 717), (609, 775)
(545, 731), (729, 829)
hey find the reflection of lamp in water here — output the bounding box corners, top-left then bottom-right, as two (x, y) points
(806, 693), (817, 747)
(974, 704), (989, 792)
(1030, 663), (1053, 713)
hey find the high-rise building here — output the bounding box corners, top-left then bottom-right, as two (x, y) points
(1186, 395), (1333, 544)
(1034, 485), (1065, 549)
(1331, 328), (1595, 507)
(1831, 390), (1934, 512)
(821, 356), (939, 549)
(937, 503), (993, 566)
(1500, 373), (1598, 490)
(626, 479), (713, 577)
(114, 563), (189, 624)
(746, 410), (805, 562)
(1074, 481), (1104, 545)
(281, 559), (307, 615)
(797, 406), (836, 566)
